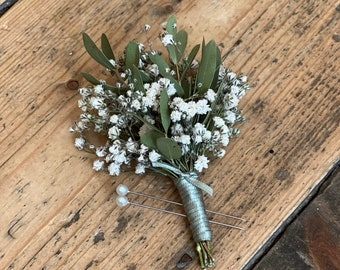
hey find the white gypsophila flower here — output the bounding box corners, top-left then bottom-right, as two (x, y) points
(202, 130), (212, 141)
(79, 87), (92, 97)
(191, 59), (199, 68)
(149, 150), (161, 162)
(186, 101), (197, 118)
(135, 163), (145, 174)
(159, 77), (170, 88)
(144, 24), (151, 31)
(162, 34), (174, 46)
(227, 71), (237, 80)
(220, 134), (229, 146)
(138, 43), (144, 52)
(98, 109), (109, 117)
(110, 115), (119, 124)
(115, 151), (127, 164)
(181, 144), (190, 154)
(170, 110), (182, 122)
(131, 99), (141, 110)
(109, 59), (116, 67)
(139, 144), (149, 154)
(193, 123), (206, 135)
(109, 140), (121, 153)
(240, 75), (248, 83)
(218, 65), (226, 80)
(220, 125), (229, 135)
(96, 146), (107, 157)
(90, 96), (105, 110)
(108, 162), (121, 176)
(225, 111), (236, 124)
(74, 137), (85, 150)
(231, 85), (241, 95)
(94, 85), (104, 95)
(212, 131), (221, 143)
(142, 95), (153, 108)
(147, 64), (159, 76)
(171, 123), (184, 135)
(213, 116), (225, 128)
(170, 97), (184, 108)
(194, 135), (203, 144)
(108, 126), (120, 139)
(196, 99), (211, 115)
(216, 149), (226, 158)
(179, 134), (191, 145)
(194, 155), (209, 172)
(205, 89), (216, 102)
(167, 83), (176, 96)
(93, 160), (104, 171)
(126, 137), (138, 153)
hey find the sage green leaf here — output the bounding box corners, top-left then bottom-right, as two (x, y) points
(197, 40), (217, 94)
(166, 16), (177, 35)
(141, 130), (164, 149)
(140, 70), (151, 83)
(82, 33), (115, 70)
(101, 34), (115, 60)
(125, 41), (140, 69)
(160, 89), (170, 133)
(176, 29), (188, 60)
(149, 53), (170, 77)
(210, 45), (222, 90)
(167, 44), (178, 64)
(156, 137), (182, 160)
(81, 72), (101, 85)
(130, 65), (144, 92)
(181, 44), (200, 82)
(187, 44), (200, 68)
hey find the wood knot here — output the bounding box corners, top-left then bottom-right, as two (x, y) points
(66, 79), (79, 90)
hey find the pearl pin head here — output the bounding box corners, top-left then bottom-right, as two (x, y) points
(116, 184), (129, 196)
(116, 196), (129, 207)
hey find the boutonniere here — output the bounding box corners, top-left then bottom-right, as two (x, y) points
(71, 16), (249, 268)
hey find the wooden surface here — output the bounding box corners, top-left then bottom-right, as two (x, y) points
(254, 164), (340, 270)
(0, 0), (339, 269)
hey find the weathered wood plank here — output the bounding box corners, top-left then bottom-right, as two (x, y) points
(0, 0), (339, 269)
(253, 165), (340, 270)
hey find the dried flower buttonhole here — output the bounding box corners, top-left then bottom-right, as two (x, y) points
(71, 16), (250, 268)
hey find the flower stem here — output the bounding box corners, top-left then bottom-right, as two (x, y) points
(197, 241), (215, 268)
(173, 175), (215, 268)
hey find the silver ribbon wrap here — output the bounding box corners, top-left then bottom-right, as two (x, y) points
(152, 162), (213, 196)
(174, 175), (212, 242)
(152, 162), (213, 243)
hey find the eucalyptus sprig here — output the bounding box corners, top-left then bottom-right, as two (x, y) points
(71, 16), (249, 268)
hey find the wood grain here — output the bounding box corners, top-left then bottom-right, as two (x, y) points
(0, 0), (339, 269)
(254, 165), (340, 270)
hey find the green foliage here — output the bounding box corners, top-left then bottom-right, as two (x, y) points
(141, 131), (182, 160)
(101, 34), (115, 60)
(130, 65), (144, 92)
(160, 89), (170, 133)
(125, 41), (139, 69)
(82, 33), (116, 70)
(156, 137), (182, 160)
(81, 72), (101, 85)
(196, 40), (219, 94)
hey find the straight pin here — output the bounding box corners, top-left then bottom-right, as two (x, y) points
(116, 184), (246, 222)
(115, 185), (247, 231)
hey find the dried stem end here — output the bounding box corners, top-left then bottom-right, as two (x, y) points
(197, 241), (215, 268)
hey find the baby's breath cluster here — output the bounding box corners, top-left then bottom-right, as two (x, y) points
(71, 16), (249, 268)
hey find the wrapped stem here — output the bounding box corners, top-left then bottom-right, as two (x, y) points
(174, 175), (215, 268)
